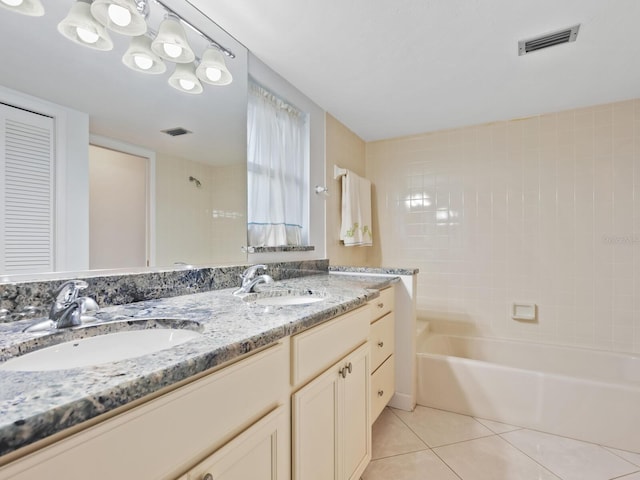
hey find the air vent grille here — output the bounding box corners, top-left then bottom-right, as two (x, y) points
(518, 24), (580, 56)
(161, 127), (192, 137)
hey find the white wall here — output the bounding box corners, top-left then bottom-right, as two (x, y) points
(367, 98), (640, 355)
(248, 54), (326, 262)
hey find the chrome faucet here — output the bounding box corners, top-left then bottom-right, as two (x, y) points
(49, 280), (99, 329)
(233, 264), (274, 295)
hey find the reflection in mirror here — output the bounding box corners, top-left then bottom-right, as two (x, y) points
(0, 0), (248, 278)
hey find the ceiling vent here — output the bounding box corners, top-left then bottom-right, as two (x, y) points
(518, 24), (580, 56)
(161, 127), (192, 137)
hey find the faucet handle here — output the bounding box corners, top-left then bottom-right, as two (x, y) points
(55, 280), (88, 304)
(241, 264), (267, 280)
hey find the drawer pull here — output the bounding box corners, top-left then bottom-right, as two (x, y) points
(378, 390), (384, 397)
(339, 362), (353, 378)
(377, 302), (384, 309)
(377, 341), (384, 348)
(203, 474), (213, 480)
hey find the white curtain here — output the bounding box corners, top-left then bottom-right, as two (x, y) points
(247, 82), (305, 247)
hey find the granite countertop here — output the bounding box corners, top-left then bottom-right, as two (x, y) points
(329, 265), (419, 276)
(0, 273), (397, 458)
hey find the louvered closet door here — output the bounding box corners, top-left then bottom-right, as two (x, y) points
(0, 104), (55, 274)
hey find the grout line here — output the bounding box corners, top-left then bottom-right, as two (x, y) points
(609, 469), (640, 480)
(428, 448), (464, 480)
(370, 447), (431, 462)
(429, 432), (498, 449)
(604, 448), (640, 469)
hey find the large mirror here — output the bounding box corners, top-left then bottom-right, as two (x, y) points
(0, 0), (248, 279)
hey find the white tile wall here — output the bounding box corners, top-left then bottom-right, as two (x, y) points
(366, 99), (640, 354)
(156, 155), (246, 267)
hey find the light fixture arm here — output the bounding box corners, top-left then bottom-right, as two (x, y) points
(135, 0), (149, 19)
(151, 0), (235, 59)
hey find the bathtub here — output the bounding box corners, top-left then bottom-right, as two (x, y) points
(417, 332), (640, 453)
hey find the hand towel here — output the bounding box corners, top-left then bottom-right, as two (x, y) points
(340, 170), (373, 247)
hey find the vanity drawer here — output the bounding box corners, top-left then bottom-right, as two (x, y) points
(371, 355), (395, 423)
(370, 312), (394, 372)
(291, 306), (370, 387)
(369, 287), (394, 321)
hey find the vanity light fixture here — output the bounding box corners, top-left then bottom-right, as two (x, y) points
(13, 0), (236, 93)
(122, 34), (166, 74)
(0, 0), (44, 16)
(90, 0), (148, 36)
(196, 46), (232, 86)
(58, 0), (114, 51)
(151, 13), (195, 63)
(168, 62), (203, 94)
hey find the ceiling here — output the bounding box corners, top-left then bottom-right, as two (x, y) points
(191, 0), (640, 141)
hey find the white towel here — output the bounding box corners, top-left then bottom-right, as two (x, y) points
(340, 170), (373, 247)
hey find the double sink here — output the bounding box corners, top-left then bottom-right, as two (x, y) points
(0, 289), (327, 372)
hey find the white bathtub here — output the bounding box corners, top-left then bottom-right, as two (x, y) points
(417, 332), (640, 453)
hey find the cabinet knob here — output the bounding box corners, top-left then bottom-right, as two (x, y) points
(378, 390), (384, 397)
(203, 474), (213, 480)
(347, 362), (352, 374)
(377, 302), (384, 309)
(377, 341), (384, 348)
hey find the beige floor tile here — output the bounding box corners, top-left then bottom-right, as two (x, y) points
(393, 406), (493, 448)
(371, 408), (428, 459)
(362, 450), (460, 480)
(501, 429), (637, 480)
(434, 436), (560, 480)
(473, 417), (520, 434)
(605, 447), (640, 467)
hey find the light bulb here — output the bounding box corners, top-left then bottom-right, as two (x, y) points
(2, 0), (23, 6)
(163, 43), (182, 59)
(179, 79), (195, 91)
(108, 4), (131, 27)
(77, 27), (99, 44)
(133, 54), (153, 70)
(205, 67), (222, 82)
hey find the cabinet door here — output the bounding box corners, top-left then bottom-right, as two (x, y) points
(179, 406), (288, 480)
(292, 363), (340, 480)
(292, 342), (371, 480)
(342, 343), (371, 480)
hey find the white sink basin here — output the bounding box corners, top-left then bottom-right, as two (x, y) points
(0, 329), (202, 372)
(244, 290), (327, 306)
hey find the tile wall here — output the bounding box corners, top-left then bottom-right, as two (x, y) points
(366, 99), (640, 353)
(156, 154), (247, 267)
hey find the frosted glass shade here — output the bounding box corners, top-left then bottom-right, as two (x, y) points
(58, 1), (113, 51)
(196, 47), (233, 86)
(0, 0), (44, 16)
(168, 63), (203, 94)
(151, 15), (195, 64)
(91, 0), (148, 36)
(123, 35), (166, 74)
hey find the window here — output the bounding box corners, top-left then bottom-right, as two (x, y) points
(247, 81), (308, 247)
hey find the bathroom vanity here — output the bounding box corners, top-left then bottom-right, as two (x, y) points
(0, 272), (402, 480)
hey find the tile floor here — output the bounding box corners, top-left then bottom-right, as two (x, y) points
(362, 406), (640, 480)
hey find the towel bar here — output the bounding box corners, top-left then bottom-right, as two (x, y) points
(334, 165), (348, 179)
